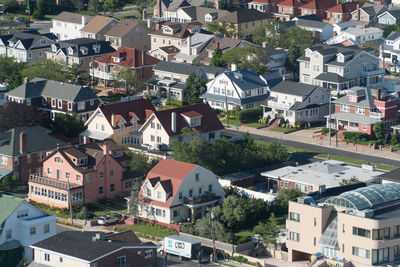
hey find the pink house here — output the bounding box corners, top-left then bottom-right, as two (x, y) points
(28, 140), (138, 208)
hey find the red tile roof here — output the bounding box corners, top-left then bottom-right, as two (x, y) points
(300, 0), (336, 10)
(181, 110), (202, 118)
(252, 0), (283, 4)
(327, 2), (362, 13)
(141, 159), (198, 208)
(278, 0), (310, 7)
(100, 98), (156, 128)
(95, 48), (159, 68)
(147, 103), (224, 137)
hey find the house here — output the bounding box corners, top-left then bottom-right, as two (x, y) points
(299, 0), (337, 19)
(298, 44), (384, 90)
(326, 86), (399, 135)
(286, 183), (400, 266)
(377, 9), (400, 25)
(351, 3), (387, 26)
(30, 230), (157, 267)
(332, 21), (356, 35)
(325, 26), (383, 46)
(6, 78), (100, 121)
(0, 31), (56, 63)
(201, 64), (283, 110)
(275, 0), (309, 21)
(28, 140), (138, 209)
(104, 19), (151, 51)
(217, 9), (269, 38)
(325, 2), (362, 24)
(0, 126), (68, 185)
(0, 194), (57, 262)
(90, 47), (160, 91)
(150, 45), (181, 61)
(168, 6), (231, 24)
(80, 15), (118, 41)
(50, 11), (93, 41)
(247, 0), (282, 16)
(146, 60), (227, 101)
(173, 32), (215, 64)
(137, 159), (225, 224)
(139, 102), (224, 148)
(380, 31), (400, 72)
(80, 98), (155, 146)
(295, 18), (334, 41)
(46, 38), (116, 72)
(154, 0), (191, 19)
(262, 160), (382, 193)
(262, 80), (330, 125)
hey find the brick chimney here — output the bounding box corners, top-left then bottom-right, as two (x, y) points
(19, 132), (26, 154)
(111, 113), (116, 127)
(171, 112), (176, 133)
(376, 88), (381, 100)
(101, 142), (110, 155)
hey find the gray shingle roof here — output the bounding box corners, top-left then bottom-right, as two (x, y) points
(326, 112), (380, 125)
(7, 78), (98, 102)
(269, 81), (319, 97)
(314, 73), (349, 83)
(296, 18), (330, 30)
(378, 168), (400, 182)
(54, 38), (115, 58)
(386, 31), (400, 41)
(219, 8), (269, 24)
(0, 126), (68, 157)
(153, 60), (227, 76)
(224, 69), (268, 91)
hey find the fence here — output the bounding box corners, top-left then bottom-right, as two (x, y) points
(57, 217), (97, 227)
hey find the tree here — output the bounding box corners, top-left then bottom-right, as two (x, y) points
(286, 43), (301, 80)
(1, 176), (13, 190)
(78, 206), (93, 219)
(88, 0), (101, 13)
(382, 25), (398, 38)
(102, 0), (124, 11)
(210, 47), (224, 67)
(0, 56), (26, 90)
(220, 47), (269, 74)
(373, 121), (386, 141)
(114, 67), (144, 94)
(128, 151), (159, 176)
(184, 73), (207, 104)
(0, 0), (18, 12)
(275, 188), (303, 212)
(223, 186), (241, 197)
(128, 179), (142, 218)
(52, 113), (86, 139)
(339, 176), (360, 186)
(254, 213), (280, 247)
(212, 195), (247, 230)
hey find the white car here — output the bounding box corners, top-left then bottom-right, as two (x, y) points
(97, 215), (119, 225)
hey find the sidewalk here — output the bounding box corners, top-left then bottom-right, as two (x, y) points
(227, 125), (400, 163)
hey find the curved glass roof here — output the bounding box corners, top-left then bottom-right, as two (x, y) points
(324, 183), (400, 210)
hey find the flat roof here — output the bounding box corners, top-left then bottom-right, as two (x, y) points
(261, 160), (383, 189)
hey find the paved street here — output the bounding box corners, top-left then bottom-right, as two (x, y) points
(225, 127), (400, 167)
(157, 255), (218, 267)
(29, 21), (52, 34)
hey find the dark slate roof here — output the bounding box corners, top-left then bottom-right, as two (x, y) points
(314, 73), (349, 83)
(386, 31), (400, 41)
(53, 38), (115, 58)
(378, 168), (400, 182)
(31, 231), (155, 262)
(224, 69), (268, 91)
(385, 9), (400, 19)
(269, 81), (319, 97)
(201, 92), (269, 105)
(153, 60), (227, 76)
(303, 43), (367, 65)
(289, 103), (326, 111)
(2, 31), (54, 50)
(219, 8), (269, 24)
(296, 18), (330, 30)
(261, 71), (283, 88)
(7, 78), (98, 102)
(0, 126), (68, 157)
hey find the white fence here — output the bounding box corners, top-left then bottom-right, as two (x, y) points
(218, 180), (276, 203)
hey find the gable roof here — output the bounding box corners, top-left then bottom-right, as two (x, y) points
(0, 194), (24, 225)
(153, 60), (227, 76)
(53, 38), (115, 58)
(95, 48), (160, 68)
(378, 168), (400, 183)
(53, 11), (93, 24)
(300, 0), (336, 10)
(296, 18), (331, 30)
(270, 80), (321, 97)
(219, 8), (269, 24)
(104, 19), (146, 38)
(31, 230), (154, 262)
(386, 31), (400, 41)
(224, 69), (269, 91)
(150, 21), (203, 39)
(80, 16), (116, 34)
(382, 9), (400, 19)
(0, 126), (68, 157)
(327, 2), (362, 13)
(277, 0), (309, 7)
(145, 102), (224, 137)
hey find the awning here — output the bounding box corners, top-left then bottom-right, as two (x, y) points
(80, 129), (112, 141)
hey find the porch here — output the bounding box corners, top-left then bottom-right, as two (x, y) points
(182, 192), (222, 222)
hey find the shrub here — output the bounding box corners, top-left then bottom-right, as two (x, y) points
(265, 115), (271, 125)
(278, 117), (285, 127)
(165, 99), (183, 107)
(343, 132), (369, 142)
(391, 133), (399, 145)
(236, 107), (263, 123)
(322, 128), (335, 135)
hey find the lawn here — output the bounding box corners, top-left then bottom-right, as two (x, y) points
(116, 221), (177, 239)
(222, 119), (265, 128)
(100, 94), (124, 102)
(269, 127), (298, 133)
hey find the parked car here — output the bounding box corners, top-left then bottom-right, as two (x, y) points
(97, 215), (119, 225)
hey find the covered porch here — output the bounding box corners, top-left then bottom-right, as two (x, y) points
(183, 193), (222, 222)
(325, 112), (379, 135)
(314, 73), (355, 90)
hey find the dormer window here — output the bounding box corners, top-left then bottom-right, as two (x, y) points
(191, 116), (201, 127)
(9, 41), (13, 47)
(112, 57), (120, 63)
(93, 45), (100, 53)
(68, 47), (74, 55)
(80, 47), (88, 55)
(54, 157), (63, 163)
(52, 44), (57, 52)
(349, 95), (357, 102)
(77, 157), (87, 166)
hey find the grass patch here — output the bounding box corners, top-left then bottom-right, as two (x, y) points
(269, 127), (297, 133)
(223, 118), (242, 126)
(100, 93), (124, 102)
(235, 230), (252, 244)
(245, 122), (266, 128)
(115, 221), (177, 239)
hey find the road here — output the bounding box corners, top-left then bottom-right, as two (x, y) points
(225, 129), (400, 167)
(157, 255), (218, 267)
(29, 20), (51, 34)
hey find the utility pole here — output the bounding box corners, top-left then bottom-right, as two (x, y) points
(225, 86), (229, 127)
(335, 118), (338, 147)
(328, 89), (332, 146)
(67, 177), (74, 225)
(210, 211), (217, 263)
(27, 0), (30, 28)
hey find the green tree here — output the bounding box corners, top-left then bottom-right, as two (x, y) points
(52, 113), (86, 139)
(128, 179), (142, 218)
(382, 25), (398, 38)
(339, 176), (360, 186)
(114, 67), (144, 94)
(210, 47), (224, 67)
(0, 56), (26, 90)
(88, 0), (101, 13)
(373, 121), (386, 141)
(252, 20), (282, 47)
(391, 133), (399, 145)
(128, 151), (159, 176)
(254, 213), (280, 247)
(1, 176), (13, 190)
(286, 43), (301, 80)
(102, 0), (124, 11)
(276, 188), (303, 212)
(220, 47), (269, 74)
(212, 195), (247, 230)
(0, 0), (18, 11)
(78, 206), (93, 219)
(184, 73), (207, 104)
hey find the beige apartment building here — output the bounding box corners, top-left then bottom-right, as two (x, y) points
(287, 183), (400, 266)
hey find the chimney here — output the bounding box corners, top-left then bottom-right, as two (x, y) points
(142, 9), (146, 20)
(95, 232), (105, 240)
(141, 50), (145, 65)
(101, 142), (110, 155)
(111, 113), (116, 127)
(231, 63), (238, 72)
(357, 4), (360, 21)
(83, 136), (89, 144)
(19, 132), (26, 154)
(186, 36), (192, 56)
(171, 112), (176, 133)
(82, 15), (87, 27)
(24, 77), (30, 84)
(262, 41), (268, 48)
(376, 88), (381, 100)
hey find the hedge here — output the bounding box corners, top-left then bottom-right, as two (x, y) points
(236, 107), (263, 123)
(343, 132), (369, 142)
(322, 128), (335, 135)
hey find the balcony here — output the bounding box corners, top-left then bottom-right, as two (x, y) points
(369, 112), (384, 119)
(267, 100), (292, 110)
(361, 68), (385, 77)
(90, 69), (114, 80)
(29, 174), (82, 190)
(183, 192), (221, 208)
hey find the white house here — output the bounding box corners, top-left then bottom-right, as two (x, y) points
(137, 159), (225, 224)
(50, 11), (93, 41)
(201, 64), (283, 110)
(262, 81), (330, 125)
(0, 194), (57, 261)
(325, 26), (383, 46)
(295, 18), (334, 41)
(139, 102), (224, 149)
(380, 31), (400, 72)
(377, 10), (400, 25)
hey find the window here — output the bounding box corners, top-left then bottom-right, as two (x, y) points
(51, 99), (56, 107)
(17, 209), (28, 218)
(342, 224), (345, 233)
(68, 102), (72, 111)
(117, 255), (126, 266)
(372, 248), (389, 264)
(352, 246), (370, 259)
(59, 257), (63, 262)
(195, 173), (199, 181)
(394, 245), (400, 260)
(313, 237), (316, 246)
(86, 174), (91, 182)
(44, 224), (50, 233)
(340, 105), (350, 112)
(66, 172), (70, 180)
(99, 186), (103, 194)
(1, 156), (7, 165)
(373, 228), (390, 240)
(27, 154), (31, 164)
(157, 136), (161, 143)
(145, 249), (153, 259)
(151, 135), (155, 142)
(394, 225), (400, 238)
(157, 191), (161, 199)
(110, 184), (115, 192)
(100, 172), (104, 179)
(289, 212), (300, 222)
(58, 100), (62, 109)
(6, 230), (11, 239)
(30, 227), (36, 235)
(57, 170), (61, 180)
(353, 227), (370, 238)
(110, 169), (114, 176)
(355, 107), (365, 115)
(179, 192), (183, 200)
(314, 217), (316, 226)
(289, 232), (300, 242)
(76, 175), (81, 182)
(151, 122), (155, 128)
(173, 210), (179, 217)
(44, 253), (50, 261)
(189, 189), (193, 197)
(199, 188), (202, 194)
(157, 123), (161, 129)
(208, 184), (213, 192)
(147, 188), (151, 196)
